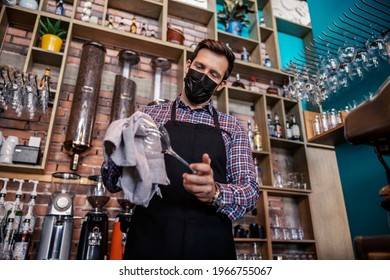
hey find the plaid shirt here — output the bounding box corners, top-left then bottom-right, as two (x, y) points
(101, 96), (260, 221)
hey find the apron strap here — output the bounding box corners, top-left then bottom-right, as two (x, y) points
(170, 99), (221, 129)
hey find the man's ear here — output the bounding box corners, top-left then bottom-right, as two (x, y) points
(185, 60), (191, 74)
(216, 80), (227, 91)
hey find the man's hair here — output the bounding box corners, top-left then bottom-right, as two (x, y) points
(189, 39), (235, 80)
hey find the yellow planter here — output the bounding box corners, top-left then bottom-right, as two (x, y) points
(41, 34), (63, 52)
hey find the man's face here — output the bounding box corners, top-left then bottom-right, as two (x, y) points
(185, 48), (229, 92)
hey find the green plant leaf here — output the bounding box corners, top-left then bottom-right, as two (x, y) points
(39, 19), (48, 34)
(56, 30), (67, 39)
(53, 20), (61, 34)
(46, 18), (54, 34)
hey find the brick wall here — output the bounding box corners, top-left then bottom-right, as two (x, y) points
(0, 2), (274, 260)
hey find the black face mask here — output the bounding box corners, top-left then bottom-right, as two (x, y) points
(184, 68), (219, 104)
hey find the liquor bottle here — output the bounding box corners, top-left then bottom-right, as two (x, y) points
(40, 68), (52, 107)
(264, 53), (272, 68)
(253, 158), (262, 185)
(290, 114), (300, 141)
(249, 75), (259, 92)
(313, 114), (322, 136)
(19, 180), (38, 234)
(250, 242), (262, 260)
(241, 47), (250, 62)
(140, 23), (147, 36)
(274, 113), (283, 138)
(118, 18), (125, 31)
(286, 119), (292, 140)
(232, 73), (245, 89)
(321, 112), (329, 132)
(12, 211), (32, 260)
(267, 113), (275, 137)
(107, 16), (114, 29)
(253, 123), (262, 152)
(0, 210), (16, 260)
(130, 17), (137, 34)
(282, 79), (289, 98)
(0, 178), (9, 227)
(247, 119), (254, 151)
(5, 179), (24, 234)
(266, 80), (279, 96)
(55, 0), (64, 16)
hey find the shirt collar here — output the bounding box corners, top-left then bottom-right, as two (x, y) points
(176, 95), (215, 115)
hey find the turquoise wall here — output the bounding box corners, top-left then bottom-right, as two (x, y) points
(306, 0), (390, 244)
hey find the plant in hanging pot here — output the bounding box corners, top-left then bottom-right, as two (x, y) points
(39, 18), (68, 52)
(217, 0), (255, 36)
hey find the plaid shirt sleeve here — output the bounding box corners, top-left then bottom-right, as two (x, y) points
(217, 116), (260, 221)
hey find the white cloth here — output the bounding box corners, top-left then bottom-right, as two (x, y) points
(103, 111), (169, 207)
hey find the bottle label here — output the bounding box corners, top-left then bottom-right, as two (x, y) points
(12, 242), (28, 260)
(286, 128), (292, 139)
(292, 125), (300, 138)
(254, 135), (262, 151)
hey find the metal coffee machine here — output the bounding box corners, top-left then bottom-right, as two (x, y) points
(37, 172), (81, 260)
(77, 175), (109, 260)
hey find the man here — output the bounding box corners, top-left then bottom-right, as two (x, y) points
(101, 39), (260, 260)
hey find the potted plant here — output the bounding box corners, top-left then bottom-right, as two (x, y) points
(39, 18), (67, 52)
(217, 0), (255, 36)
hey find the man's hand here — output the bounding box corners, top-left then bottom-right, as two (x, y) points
(182, 153), (216, 203)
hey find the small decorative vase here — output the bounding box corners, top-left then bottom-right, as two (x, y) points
(226, 21), (242, 36)
(41, 34), (63, 52)
(18, 0), (39, 10)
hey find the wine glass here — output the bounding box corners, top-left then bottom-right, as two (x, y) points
(338, 35), (356, 64)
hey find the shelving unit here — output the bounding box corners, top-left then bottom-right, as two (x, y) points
(0, 0), (354, 260)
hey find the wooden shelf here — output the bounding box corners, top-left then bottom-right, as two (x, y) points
(271, 239), (315, 243)
(168, 0), (214, 25)
(234, 238), (267, 242)
(0, 163), (45, 174)
(260, 26), (273, 41)
(71, 20), (186, 61)
(108, 0), (164, 20)
(2, 5), (37, 29)
(31, 47), (64, 67)
(227, 86), (263, 103)
(275, 16), (312, 38)
(308, 124), (346, 146)
(270, 137), (305, 150)
(217, 31), (260, 54)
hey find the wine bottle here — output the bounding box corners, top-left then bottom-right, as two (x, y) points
(290, 114), (300, 141)
(286, 119), (292, 140)
(232, 73), (245, 89)
(267, 113), (275, 137)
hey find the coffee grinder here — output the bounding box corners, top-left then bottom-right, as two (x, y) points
(109, 194), (135, 260)
(77, 175), (110, 260)
(37, 172), (81, 260)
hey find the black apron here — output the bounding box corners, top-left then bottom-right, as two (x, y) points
(124, 101), (236, 260)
